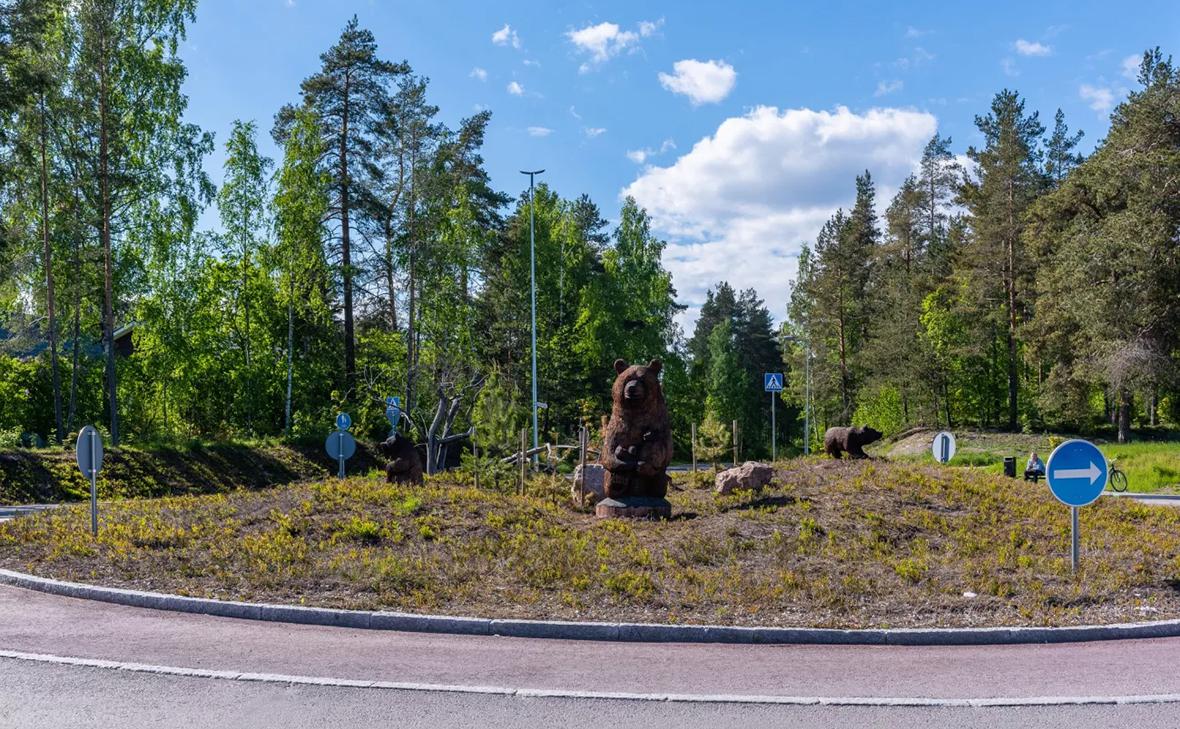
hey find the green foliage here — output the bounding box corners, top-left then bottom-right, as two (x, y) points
(852, 386), (905, 437)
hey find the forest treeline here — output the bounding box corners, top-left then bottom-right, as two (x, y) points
(1, 1), (1178, 458)
(788, 53), (1180, 446)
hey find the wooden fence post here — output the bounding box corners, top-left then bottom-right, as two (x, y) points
(732, 419), (739, 467)
(519, 427), (527, 495)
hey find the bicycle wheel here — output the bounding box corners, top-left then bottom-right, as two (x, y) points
(1110, 469), (1128, 493)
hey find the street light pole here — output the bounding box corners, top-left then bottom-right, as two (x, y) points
(520, 169), (544, 462)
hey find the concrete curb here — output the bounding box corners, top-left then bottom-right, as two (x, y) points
(4, 568), (1180, 646)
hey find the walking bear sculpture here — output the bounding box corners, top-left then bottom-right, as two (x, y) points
(377, 433), (424, 485)
(599, 359), (672, 499)
(823, 425), (883, 459)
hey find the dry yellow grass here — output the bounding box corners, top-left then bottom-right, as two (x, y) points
(2, 458), (1179, 629)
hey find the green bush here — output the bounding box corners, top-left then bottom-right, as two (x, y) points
(852, 386), (905, 436)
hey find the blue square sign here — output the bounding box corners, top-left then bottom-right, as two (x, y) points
(764, 373), (784, 392)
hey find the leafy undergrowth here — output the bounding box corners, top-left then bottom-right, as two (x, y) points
(0, 442), (381, 505)
(885, 429), (1180, 493)
(3, 458), (1180, 629)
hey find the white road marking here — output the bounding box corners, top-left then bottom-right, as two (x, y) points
(3, 648), (1180, 707)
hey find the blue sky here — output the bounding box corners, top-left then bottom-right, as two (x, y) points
(179, 0), (1179, 330)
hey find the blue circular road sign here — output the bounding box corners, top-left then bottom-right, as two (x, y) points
(335, 412), (352, 430)
(325, 430), (357, 460)
(1046, 439), (1108, 507)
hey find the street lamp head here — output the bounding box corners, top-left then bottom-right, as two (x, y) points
(519, 169), (545, 176)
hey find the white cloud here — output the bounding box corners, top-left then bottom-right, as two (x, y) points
(470, 67), (488, 82)
(622, 105), (937, 329)
(658, 59), (737, 105)
(1079, 84), (1115, 112)
(566, 19), (660, 71)
(492, 24), (521, 49)
(1014, 39), (1051, 57)
(638, 19), (663, 37)
(506, 81), (524, 96)
(1122, 54), (1141, 80)
(527, 126), (553, 137)
(584, 127), (607, 138)
(904, 26), (930, 39)
(874, 79), (903, 97)
(625, 138), (676, 164)
(569, 106), (582, 120)
(1001, 57), (1019, 77)
(891, 46), (935, 71)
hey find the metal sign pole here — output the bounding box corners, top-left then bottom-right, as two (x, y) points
(770, 392), (776, 462)
(338, 432), (345, 479)
(1071, 507), (1079, 570)
(89, 429), (97, 537)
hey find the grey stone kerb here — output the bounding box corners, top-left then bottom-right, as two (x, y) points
(3, 567), (1180, 646)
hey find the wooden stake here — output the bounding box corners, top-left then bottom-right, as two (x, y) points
(519, 427), (527, 495)
(732, 420), (739, 467)
(578, 424), (587, 507)
(691, 422), (697, 479)
(472, 423), (479, 491)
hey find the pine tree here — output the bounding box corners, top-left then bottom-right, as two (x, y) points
(275, 16), (408, 383)
(1044, 108), (1084, 185)
(959, 89), (1047, 430)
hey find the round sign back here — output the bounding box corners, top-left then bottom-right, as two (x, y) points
(931, 431), (956, 464)
(75, 425), (104, 477)
(1046, 439), (1108, 507)
(325, 430), (357, 460)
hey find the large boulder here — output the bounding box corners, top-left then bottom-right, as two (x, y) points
(715, 461), (775, 495)
(572, 463), (606, 505)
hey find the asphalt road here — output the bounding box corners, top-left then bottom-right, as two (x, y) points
(4, 583), (1180, 726)
(5, 657), (1180, 729)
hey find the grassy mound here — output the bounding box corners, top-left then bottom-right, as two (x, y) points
(0, 442), (380, 505)
(2, 458), (1180, 629)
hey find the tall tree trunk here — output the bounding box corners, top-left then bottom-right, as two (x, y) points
(38, 93), (63, 443)
(284, 277), (294, 436)
(99, 35), (119, 446)
(340, 72), (355, 381)
(1149, 387), (1158, 427)
(384, 222), (397, 330)
(67, 232), (82, 434)
(1005, 180), (1018, 432)
(1117, 389), (1132, 444)
(405, 144), (417, 418)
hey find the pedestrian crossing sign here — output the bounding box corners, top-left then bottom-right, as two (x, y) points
(764, 372), (784, 392)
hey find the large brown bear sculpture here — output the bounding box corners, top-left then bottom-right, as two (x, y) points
(823, 425), (883, 459)
(600, 359), (672, 499)
(377, 433), (424, 485)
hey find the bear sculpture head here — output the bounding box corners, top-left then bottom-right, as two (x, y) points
(612, 358), (664, 411)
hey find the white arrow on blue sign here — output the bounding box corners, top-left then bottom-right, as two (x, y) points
(335, 412), (352, 430)
(1046, 439), (1108, 507)
(764, 373), (784, 392)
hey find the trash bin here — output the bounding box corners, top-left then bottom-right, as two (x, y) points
(1003, 456), (1017, 479)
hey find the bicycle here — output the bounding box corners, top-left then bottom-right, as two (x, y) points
(1109, 458), (1128, 492)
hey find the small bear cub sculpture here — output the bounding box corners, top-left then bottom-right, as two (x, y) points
(823, 425), (884, 459)
(377, 432), (424, 485)
(599, 359), (672, 499)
